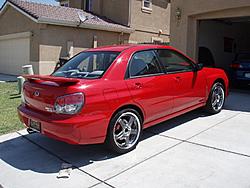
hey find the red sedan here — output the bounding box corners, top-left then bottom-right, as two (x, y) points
(18, 45), (229, 153)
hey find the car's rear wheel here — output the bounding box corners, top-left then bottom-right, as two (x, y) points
(205, 82), (225, 114)
(106, 109), (142, 154)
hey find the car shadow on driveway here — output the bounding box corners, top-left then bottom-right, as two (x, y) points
(0, 133), (116, 174)
(1, 91), (247, 175)
(2, 90), (248, 175)
(0, 109), (211, 175)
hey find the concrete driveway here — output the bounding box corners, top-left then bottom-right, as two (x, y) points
(1, 91), (250, 188)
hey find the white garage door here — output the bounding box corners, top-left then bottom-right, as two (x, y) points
(0, 32), (30, 75)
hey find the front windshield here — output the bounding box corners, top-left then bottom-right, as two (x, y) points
(53, 51), (120, 79)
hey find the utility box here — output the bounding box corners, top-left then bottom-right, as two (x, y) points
(22, 65), (34, 75)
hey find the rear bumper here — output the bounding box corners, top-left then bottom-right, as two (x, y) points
(17, 104), (109, 145)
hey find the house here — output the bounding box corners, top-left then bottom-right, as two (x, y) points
(0, 0), (170, 75)
(171, 0), (250, 72)
(57, 0), (171, 44)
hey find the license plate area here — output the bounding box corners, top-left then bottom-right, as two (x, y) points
(29, 119), (41, 132)
(245, 73), (250, 78)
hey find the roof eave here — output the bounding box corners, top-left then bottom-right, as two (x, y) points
(1, 1), (134, 34)
(0, 1), (38, 22)
(38, 17), (134, 34)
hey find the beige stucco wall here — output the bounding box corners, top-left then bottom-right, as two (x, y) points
(0, 4), (130, 75)
(91, 0), (130, 26)
(0, 5), (40, 74)
(128, 30), (170, 44)
(129, 0), (170, 43)
(74, 0), (171, 43)
(171, 0), (250, 60)
(38, 24), (129, 75)
(69, 0), (83, 9)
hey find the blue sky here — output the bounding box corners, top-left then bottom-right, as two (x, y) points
(0, 0), (58, 7)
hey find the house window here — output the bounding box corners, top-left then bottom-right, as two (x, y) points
(60, 0), (69, 7)
(85, 0), (93, 11)
(142, 0), (152, 13)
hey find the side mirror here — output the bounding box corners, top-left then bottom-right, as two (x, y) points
(195, 63), (204, 71)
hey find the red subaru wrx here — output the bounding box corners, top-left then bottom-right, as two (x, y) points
(18, 45), (229, 153)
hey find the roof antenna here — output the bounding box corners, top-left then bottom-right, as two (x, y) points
(77, 11), (87, 26)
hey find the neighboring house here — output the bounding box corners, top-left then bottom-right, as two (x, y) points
(57, 0), (171, 44)
(0, 0), (170, 75)
(171, 0), (250, 72)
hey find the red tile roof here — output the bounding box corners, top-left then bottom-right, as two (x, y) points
(4, 0), (133, 33)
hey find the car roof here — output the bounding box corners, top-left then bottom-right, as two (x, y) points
(86, 44), (174, 52)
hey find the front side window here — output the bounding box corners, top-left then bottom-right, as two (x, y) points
(129, 50), (162, 78)
(53, 51), (119, 79)
(156, 49), (194, 73)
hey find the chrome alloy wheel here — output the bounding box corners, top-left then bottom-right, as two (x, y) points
(211, 85), (225, 111)
(113, 112), (141, 150)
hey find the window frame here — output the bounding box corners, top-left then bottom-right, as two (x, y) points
(155, 49), (197, 74)
(142, 0), (153, 13)
(126, 49), (165, 79)
(84, 0), (93, 12)
(60, 0), (69, 7)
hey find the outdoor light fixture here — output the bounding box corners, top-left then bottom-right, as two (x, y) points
(176, 7), (182, 21)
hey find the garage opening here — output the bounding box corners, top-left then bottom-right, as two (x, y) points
(198, 17), (250, 87)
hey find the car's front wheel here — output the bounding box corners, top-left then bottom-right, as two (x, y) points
(106, 109), (142, 154)
(205, 82), (225, 114)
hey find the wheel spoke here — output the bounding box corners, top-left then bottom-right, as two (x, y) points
(128, 116), (135, 127)
(212, 98), (217, 107)
(119, 119), (127, 130)
(115, 131), (124, 140)
(130, 129), (137, 135)
(125, 135), (130, 146)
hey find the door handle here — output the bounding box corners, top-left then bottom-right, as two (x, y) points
(134, 82), (143, 89)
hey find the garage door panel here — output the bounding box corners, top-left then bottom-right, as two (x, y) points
(0, 37), (30, 75)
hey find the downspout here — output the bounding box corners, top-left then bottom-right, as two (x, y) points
(128, 0), (131, 27)
(119, 32), (124, 44)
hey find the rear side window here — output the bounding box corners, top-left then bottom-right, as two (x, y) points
(129, 50), (162, 77)
(156, 49), (194, 73)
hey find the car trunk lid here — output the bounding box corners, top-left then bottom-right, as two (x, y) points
(23, 75), (82, 113)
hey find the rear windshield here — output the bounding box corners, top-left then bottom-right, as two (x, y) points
(53, 51), (120, 79)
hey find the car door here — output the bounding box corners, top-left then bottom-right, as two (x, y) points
(156, 49), (206, 113)
(125, 50), (174, 124)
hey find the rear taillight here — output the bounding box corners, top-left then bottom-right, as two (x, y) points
(54, 93), (84, 114)
(230, 63), (243, 69)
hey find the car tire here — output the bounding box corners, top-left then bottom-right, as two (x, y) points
(205, 82), (225, 114)
(105, 108), (142, 154)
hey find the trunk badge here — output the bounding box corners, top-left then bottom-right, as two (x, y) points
(33, 91), (40, 97)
